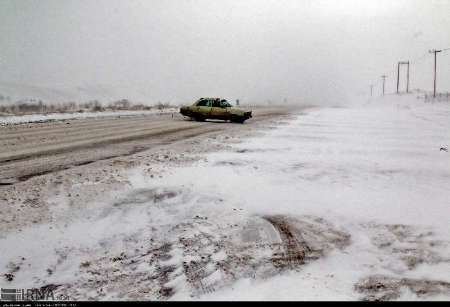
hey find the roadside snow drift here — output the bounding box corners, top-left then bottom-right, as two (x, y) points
(0, 109), (178, 125)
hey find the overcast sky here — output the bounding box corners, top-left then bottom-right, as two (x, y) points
(1, 0), (449, 104)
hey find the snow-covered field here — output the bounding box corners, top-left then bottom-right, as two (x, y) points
(190, 96), (450, 300)
(0, 109), (178, 125)
(1, 96), (449, 300)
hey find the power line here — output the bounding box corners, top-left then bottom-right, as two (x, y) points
(369, 47), (450, 97)
(409, 52), (429, 64)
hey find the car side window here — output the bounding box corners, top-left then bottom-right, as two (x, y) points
(196, 99), (208, 107)
(221, 101), (231, 108)
(212, 100), (221, 108)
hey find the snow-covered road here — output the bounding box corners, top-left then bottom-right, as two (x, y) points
(1, 96), (449, 300)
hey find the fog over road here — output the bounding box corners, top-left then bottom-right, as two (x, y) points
(0, 107), (292, 184)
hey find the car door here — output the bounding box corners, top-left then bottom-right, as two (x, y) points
(196, 99), (212, 118)
(211, 99), (228, 120)
(220, 100), (232, 120)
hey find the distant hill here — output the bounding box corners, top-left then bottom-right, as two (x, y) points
(0, 81), (121, 104)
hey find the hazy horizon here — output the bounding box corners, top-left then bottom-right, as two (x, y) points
(1, 0), (449, 104)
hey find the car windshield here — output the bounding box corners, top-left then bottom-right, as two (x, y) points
(220, 100), (232, 108)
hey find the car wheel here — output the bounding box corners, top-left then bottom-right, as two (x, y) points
(194, 116), (205, 122)
(231, 115), (245, 124)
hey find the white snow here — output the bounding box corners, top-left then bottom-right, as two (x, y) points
(0, 109), (178, 125)
(1, 95), (449, 300)
(157, 95), (450, 300)
(155, 96), (450, 231)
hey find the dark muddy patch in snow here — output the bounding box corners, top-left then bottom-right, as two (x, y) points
(2, 258), (25, 282)
(285, 163), (310, 171)
(214, 160), (246, 167)
(355, 275), (450, 301)
(264, 216), (308, 267)
(152, 243), (176, 298)
(23, 197), (44, 208)
(375, 168), (405, 178)
(264, 215), (351, 263)
(113, 188), (180, 206)
(363, 223), (450, 271)
(235, 148), (258, 154)
(235, 148), (286, 154)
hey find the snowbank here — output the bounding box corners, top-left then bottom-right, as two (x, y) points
(0, 108), (179, 125)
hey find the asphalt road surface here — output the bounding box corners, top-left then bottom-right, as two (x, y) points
(0, 107), (293, 185)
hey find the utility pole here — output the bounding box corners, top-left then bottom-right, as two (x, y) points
(381, 75), (387, 96)
(370, 84), (373, 97)
(397, 63), (400, 94)
(406, 61), (410, 93)
(429, 49), (442, 98)
(396, 61), (410, 94)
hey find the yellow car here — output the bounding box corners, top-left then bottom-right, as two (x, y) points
(180, 98), (252, 123)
